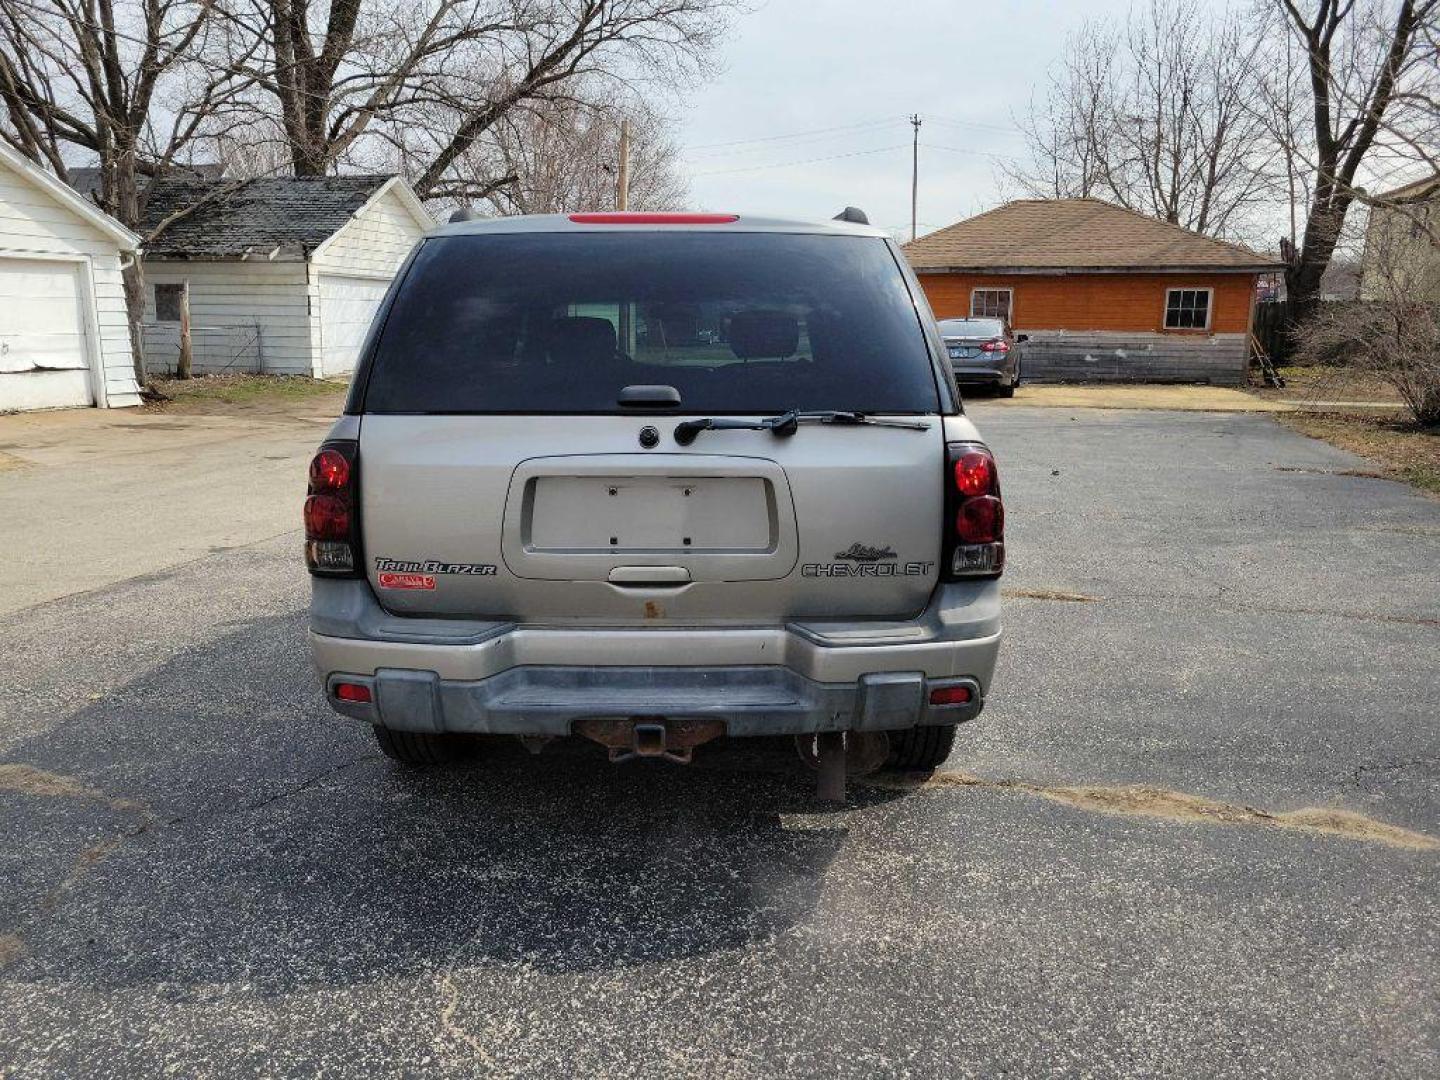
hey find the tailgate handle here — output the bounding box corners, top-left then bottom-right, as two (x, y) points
(607, 565), (691, 586)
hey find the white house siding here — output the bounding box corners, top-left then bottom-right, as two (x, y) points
(0, 159), (139, 409)
(306, 184), (427, 375)
(142, 259), (313, 376)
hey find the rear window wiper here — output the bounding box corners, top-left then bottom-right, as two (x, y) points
(674, 409), (931, 446)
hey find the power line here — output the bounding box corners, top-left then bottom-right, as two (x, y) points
(926, 115), (1025, 137)
(682, 117), (900, 153)
(922, 142), (1021, 163)
(691, 143), (908, 178)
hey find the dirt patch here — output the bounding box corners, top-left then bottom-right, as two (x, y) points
(1276, 413), (1440, 496)
(1003, 587), (1102, 603)
(0, 933), (24, 969)
(0, 762), (151, 819)
(868, 771), (1439, 851)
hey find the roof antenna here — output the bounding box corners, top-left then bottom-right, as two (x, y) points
(832, 206), (869, 225)
(449, 206), (479, 223)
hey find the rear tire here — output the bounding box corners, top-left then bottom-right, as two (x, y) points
(997, 375), (1016, 398)
(888, 725), (957, 771)
(372, 725), (475, 765)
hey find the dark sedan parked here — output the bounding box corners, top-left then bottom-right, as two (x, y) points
(938, 317), (1024, 397)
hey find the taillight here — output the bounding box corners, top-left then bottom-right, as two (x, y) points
(980, 338), (1009, 353)
(305, 440), (360, 576)
(944, 443), (1004, 579)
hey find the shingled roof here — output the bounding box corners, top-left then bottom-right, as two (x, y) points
(139, 175), (397, 258)
(904, 198), (1279, 273)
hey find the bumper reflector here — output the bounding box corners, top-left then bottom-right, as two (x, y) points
(334, 682), (372, 703)
(929, 685), (973, 707)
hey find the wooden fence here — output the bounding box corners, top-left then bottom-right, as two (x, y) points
(1253, 301), (1293, 365)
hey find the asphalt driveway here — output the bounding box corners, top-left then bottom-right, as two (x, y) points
(1, 405), (1437, 1078)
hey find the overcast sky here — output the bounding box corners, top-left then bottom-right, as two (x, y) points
(672, 0), (1157, 238)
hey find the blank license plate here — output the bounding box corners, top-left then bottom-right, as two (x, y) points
(528, 476), (772, 552)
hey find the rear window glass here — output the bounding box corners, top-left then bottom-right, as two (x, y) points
(939, 318), (1003, 337)
(362, 232), (939, 414)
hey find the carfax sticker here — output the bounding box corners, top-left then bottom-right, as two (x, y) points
(378, 572), (436, 590)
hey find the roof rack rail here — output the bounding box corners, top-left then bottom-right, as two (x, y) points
(832, 206), (870, 225)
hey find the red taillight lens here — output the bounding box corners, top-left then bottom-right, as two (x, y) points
(954, 451), (994, 497)
(334, 682), (372, 703)
(309, 448), (350, 492)
(305, 441), (359, 576)
(956, 495), (1004, 543)
(979, 338), (1009, 353)
(567, 212), (739, 224)
(304, 494), (350, 540)
(929, 685), (973, 706)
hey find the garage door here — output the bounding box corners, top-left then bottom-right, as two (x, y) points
(0, 258), (93, 410)
(318, 275), (390, 376)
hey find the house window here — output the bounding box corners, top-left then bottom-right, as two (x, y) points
(970, 288), (1012, 321)
(154, 284), (184, 323)
(1164, 288), (1211, 330)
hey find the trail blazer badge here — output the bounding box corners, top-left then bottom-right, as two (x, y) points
(374, 557), (497, 577)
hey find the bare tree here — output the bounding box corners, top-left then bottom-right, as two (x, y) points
(1005, 0), (1277, 242)
(1295, 213), (1440, 423)
(425, 95), (685, 213)
(222, 0), (730, 198)
(1267, 0), (1440, 328)
(0, 0), (261, 381)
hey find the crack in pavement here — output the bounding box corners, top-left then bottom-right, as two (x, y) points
(1002, 588), (1102, 603)
(1002, 588), (1440, 629)
(1353, 758), (1435, 790)
(437, 972), (503, 1071)
(864, 771), (1440, 851)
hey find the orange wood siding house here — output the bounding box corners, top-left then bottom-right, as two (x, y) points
(904, 199), (1282, 385)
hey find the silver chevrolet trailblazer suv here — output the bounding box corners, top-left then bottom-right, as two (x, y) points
(306, 210), (1004, 792)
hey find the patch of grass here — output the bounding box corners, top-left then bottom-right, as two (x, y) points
(1250, 364), (1403, 410)
(144, 377), (348, 417)
(1278, 411), (1440, 496)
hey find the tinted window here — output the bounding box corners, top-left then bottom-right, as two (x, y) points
(940, 318), (1004, 337)
(363, 232), (939, 414)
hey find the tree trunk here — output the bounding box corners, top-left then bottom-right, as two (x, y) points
(176, 281), (193, 379)
(122, 260), (148, 386)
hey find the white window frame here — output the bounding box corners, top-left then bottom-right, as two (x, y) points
(1163, 287), (1213, 331)
(970, 288), (1013, 322)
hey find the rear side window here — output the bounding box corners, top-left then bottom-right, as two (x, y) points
(940, 318), (1004, 337)
(362, 232), (939, 414)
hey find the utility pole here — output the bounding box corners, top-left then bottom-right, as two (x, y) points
(617, 118), (631, 211)
(909, 113), (922, 242)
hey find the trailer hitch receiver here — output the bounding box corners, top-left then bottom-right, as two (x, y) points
(575, 716), (726, 764)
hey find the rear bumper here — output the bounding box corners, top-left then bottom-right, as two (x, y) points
(951, 365), (1010, 385)
(311, 579), (1001, 737)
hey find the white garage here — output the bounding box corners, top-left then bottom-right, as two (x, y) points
(138, 175), (430, 378)
(0, 144), (141, 411)
(317, 275), (392, 376)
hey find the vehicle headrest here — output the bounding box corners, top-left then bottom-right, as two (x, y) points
(728, 310), (799, 360)
(545, 316), (617, 361)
